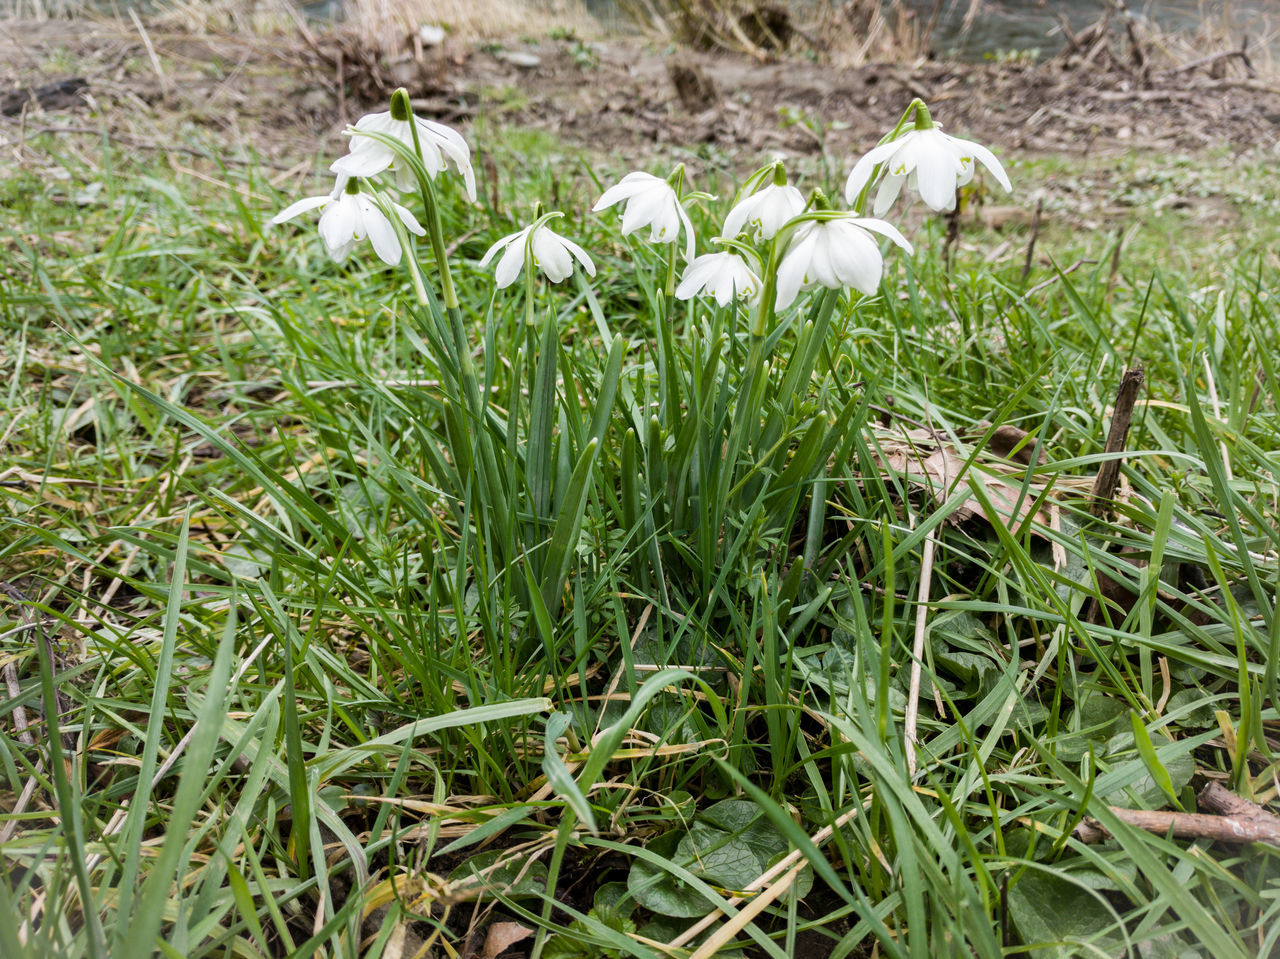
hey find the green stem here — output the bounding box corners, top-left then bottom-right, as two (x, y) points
(664, 238), (678, 299)
(752, 237), (780, 338)
(393, 101), (456, 311)
(421, 176), (459, 310)
(525, 247), (538, 330)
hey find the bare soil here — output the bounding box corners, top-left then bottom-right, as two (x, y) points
(3, 16), (1279, 184)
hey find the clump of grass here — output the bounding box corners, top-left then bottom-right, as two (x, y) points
(1, 97), (1279, 959)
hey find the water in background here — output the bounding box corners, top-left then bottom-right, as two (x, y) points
(6, 0), (1272, 62)
(902, 0), (1272, 60)
(585, 0), (1273, 61)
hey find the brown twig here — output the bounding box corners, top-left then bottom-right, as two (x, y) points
(1074, 782), (1280, 847)
(1167, 45), (1254, 78)
(1197, 781), (1280, 825)
(1088, 366), (1145, 521)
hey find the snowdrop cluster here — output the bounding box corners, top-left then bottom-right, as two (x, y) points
(270, 91), (1008, 320)
(272, 88), (476, 268)
(588, 99), (1009, 314)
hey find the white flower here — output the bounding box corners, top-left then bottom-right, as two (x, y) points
(775, 215), (913, 309)
(844, 127), (1011, 216)
(675, 250), (761, 307)
(721, 182), (805, 242)
(479, 217), (595, 288)
(331, 110), (477, 201)
(592, 171), (695, 262)
(271, 177), (425, 266)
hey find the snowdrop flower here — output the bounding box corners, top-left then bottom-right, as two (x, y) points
(332, 89), (476, 201)
(271, 176), (424, 266)
(593, 170), (695, 262)
(480, 212), (595, 288)
(721, 163), (805, 242)
(845, 104), (1010, 216)
(775, 213), (913, 310)
(675, 245), (761, 307)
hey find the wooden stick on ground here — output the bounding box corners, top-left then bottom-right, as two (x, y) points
(1088, 366), (1145, 521)
(1073, 782), (1280, 848)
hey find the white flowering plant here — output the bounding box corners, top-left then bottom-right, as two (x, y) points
(266, 86), (1016, 683)
(259, 87), (1057, 948)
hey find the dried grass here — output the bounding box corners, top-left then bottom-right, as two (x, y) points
(610, 0), (979, 66)
(341, 0), (593, 52)
(1140, 2), (1276, 77)
(817, 0), (940, 68)
(146, 0), (306, 36)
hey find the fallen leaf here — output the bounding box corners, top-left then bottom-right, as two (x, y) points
(873, 428), (1056, 535)
(481, 921), (533, 959)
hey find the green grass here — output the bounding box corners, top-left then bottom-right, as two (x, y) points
(1, 112), (1279, 959)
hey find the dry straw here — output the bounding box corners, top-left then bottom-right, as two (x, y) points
(342, 0), (592, 49)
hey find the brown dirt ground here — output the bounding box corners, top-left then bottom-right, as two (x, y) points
(3, 16), (1280, 187)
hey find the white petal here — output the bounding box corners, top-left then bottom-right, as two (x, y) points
(807, 227), (841, 290)
(559, 235), (596, 276)
(392, 202), (426, 236)
(845, 138), (905, 206)
(493, 236), (528, 288)
(479, 228), (525, 268)
(357, 197), (402, 266)
(647, 201), (680, 244)
(332, 148), (393, 179)
(674, 254), (719, 300)
(352, 111), (394, 134)
(960, 138), (1012, 192)
(720, 192), (760, 240)
(757, 185), (805, 239)
(828, 222), (883, 295)
(271, 194), (330, 224)
(329, 237), (355, 263)
(318, 194), (358, 254)
(619, 184), (668, 236)
(912, 144), (964, 212)
(872, 172), (905, 217)
(676, 200), (696, 263)
(533, 228), (573, 282)
(393, 166), (418, 192)
(845, 216), (914, 254)
(709, 257), (758, 307)
(593, 172), (657, 211)
(775, 228), (817, 309)
(419, 117), (468, 154)
(421, 118), (477, 200)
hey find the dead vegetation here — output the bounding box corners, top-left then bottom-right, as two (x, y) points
(3, 1), (1280, 188)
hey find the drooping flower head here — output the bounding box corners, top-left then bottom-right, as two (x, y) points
(775, 195), (913, 309)
(675, 240), (762, 307)
(592, 168), (696, 262)
(479, 210), (595, 288)
(721, 162), (806, 243)
(271, 175), (425, 266)
(332, 88), (477, 201)
(845, 100), (1010, 216)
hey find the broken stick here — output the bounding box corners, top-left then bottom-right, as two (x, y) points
(1073, 782), (1280, 848)
(1088, 366), (1145, 521)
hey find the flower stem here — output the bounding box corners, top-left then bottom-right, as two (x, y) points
(397, 97), (459, 310)
(421, 176), (459, 310)
(664, 240), (678, 299)
(751, 237), (780, 338)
